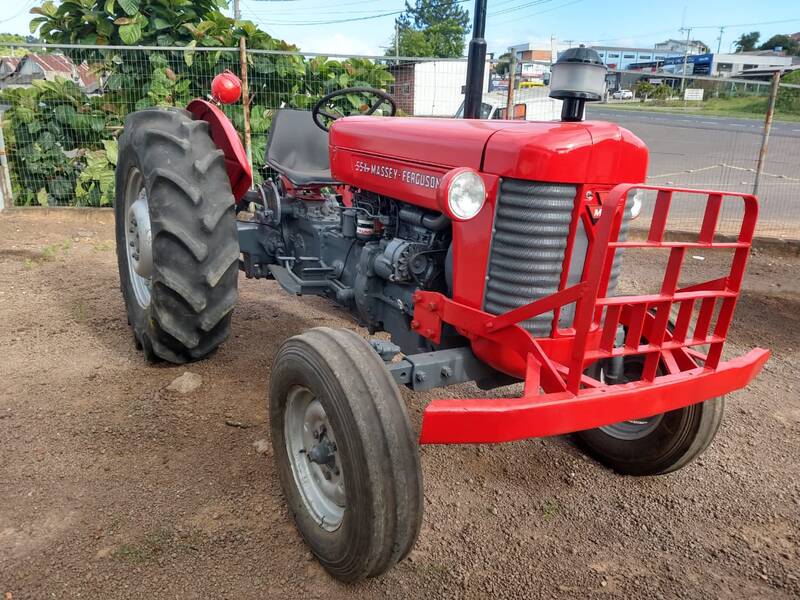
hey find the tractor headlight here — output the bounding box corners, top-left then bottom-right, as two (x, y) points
(443, 169), (486, 220)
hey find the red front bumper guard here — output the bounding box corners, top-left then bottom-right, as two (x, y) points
(412, 183), (770, 445)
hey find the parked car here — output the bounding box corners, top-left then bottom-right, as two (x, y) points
(611, 89), (634, 100)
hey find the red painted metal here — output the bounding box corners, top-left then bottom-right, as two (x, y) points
(413, 184), (770, 445)
(187, 99), (252, 202)
(420, 348), (769, 444)
(329, 117), (648, 186)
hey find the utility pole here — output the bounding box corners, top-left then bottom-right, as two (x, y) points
(233, 0), (241, 20)
(463, 0), (488, 119)
(395, 20), (399, 65)
(679, 26), (692, 93)
(716, 26), (725, 54)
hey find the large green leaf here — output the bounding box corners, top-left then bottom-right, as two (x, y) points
(53, 104), (77, 125)
(118, 0), (140, 16)
(118, 22), (142, 45)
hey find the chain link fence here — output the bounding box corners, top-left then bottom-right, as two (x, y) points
(0, 43), (798, 240)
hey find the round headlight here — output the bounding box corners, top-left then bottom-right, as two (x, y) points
(447, 170), (486, 220)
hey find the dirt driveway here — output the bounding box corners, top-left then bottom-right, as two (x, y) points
(1, 210), (798, 599)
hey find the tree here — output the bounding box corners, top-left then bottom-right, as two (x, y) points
(734, 31), (760, 52)
(494, 52), (511, 77)
(776, 69), (800, 114)
(759, 34), (799, 56)
(388, 0), (471, 58)
(0, 32), (36, 56)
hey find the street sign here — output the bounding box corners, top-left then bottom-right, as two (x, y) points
(684, 88), (704, 101)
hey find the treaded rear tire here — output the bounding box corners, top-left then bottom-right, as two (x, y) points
(270, 327), (424, 582)
(115, 108), (239, 363)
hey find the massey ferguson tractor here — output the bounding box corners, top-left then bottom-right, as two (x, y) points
(114, 34), (769, 581)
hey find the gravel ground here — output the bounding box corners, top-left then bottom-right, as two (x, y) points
(1, 210), (798, 599)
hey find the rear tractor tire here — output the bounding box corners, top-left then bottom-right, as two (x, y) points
(576, 355), (725, 476)
(270, 327), (424, 582)
(114, 108), (239, 363)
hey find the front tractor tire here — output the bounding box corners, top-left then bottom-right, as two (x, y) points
(576, 356), (725, 476)
(270, 328), (424, 582)
(114, 108), (239, 363)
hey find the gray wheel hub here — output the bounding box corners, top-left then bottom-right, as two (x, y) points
(599, 413), (664, 440)
(124, 170), (152, 308)
(285, 386), (345, 531)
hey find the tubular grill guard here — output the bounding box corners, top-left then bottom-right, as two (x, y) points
(412, 183), (770, 444)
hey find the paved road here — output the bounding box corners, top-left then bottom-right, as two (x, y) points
(585, 106), (800, 237)
(587, 107), (800, 139)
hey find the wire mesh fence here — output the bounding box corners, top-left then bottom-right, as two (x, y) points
(0, 42), (798, 240)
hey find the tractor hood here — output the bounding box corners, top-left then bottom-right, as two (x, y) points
(329, 116), (648, 186)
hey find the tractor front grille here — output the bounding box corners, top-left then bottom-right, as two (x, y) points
(483, 179), (631, 338)
(484, 180), (576, 337)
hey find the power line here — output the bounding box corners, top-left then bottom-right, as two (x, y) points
(248, 0), (471, 26)
(0, 0), (37, 25)
(489, 0), (585, 27)
(489, 0), (558, 18)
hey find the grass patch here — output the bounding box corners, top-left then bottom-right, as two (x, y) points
(601, 96), (800, 122)
(40, 240), (72, 261)
(542, 498), (560, 519)
(71, 300), (88, 323)
(92, 240), (114, 252)
(113, 529), (202, 564)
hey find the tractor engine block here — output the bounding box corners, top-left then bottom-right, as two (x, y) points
(242, 183), (452, 354)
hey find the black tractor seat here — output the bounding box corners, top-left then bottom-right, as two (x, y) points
(265, 108), (339, 186)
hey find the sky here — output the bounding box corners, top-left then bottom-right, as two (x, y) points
(1, 0), (799, 57)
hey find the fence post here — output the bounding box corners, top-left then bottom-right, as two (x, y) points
(505, 49), (516, 118)
(0, 112), (12, 211)
(753, 71), (781, 197)
(239, 36), (252, 173)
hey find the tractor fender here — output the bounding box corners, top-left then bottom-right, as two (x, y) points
(186, 99), (252, 202)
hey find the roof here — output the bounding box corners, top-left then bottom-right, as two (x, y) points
(27, 53), (75, 74)
(1, 53), (99, 91)
(0, 57), (20, 70)
(589, 45), (681, 53)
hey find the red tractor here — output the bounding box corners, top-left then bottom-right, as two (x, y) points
(114, 47), (769, 581)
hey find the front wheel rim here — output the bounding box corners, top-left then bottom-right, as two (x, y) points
(599, 414), (664, 440)
(285, 385), (345, 532)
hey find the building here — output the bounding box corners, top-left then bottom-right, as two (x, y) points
(583, 46), (681, 70)
(508, 40), (571, 84)
(628, 51), (793, 78)
(654, 39), (709, 55)
(584, 39), (710, 71)
(387, 60), (492, 117)
(0, 53), (99, 92)
(0, 57), (20, 80)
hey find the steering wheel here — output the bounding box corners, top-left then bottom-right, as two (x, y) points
(311, 87), (398, 132)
